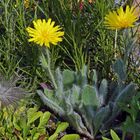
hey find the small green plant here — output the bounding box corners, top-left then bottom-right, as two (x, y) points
(0, 102), (80, 140)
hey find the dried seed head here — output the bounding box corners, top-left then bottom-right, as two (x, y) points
(0, 76), (26, 107)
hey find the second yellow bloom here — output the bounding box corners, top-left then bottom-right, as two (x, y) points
(104, 6), (138, 30)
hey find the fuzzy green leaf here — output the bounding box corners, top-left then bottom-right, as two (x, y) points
(94, 105), (110, 135)
(92, 69), (98, 85)
(81, 85), (99, 107)
(71, 85), (80, 106)
(37, 90), (65, 116)
(112, 83), (136, 117)
(99, 79), (108, 105)
(113, 59), (126, 81)
(63, 69), (75, 86)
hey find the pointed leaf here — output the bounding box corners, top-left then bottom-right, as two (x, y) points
(37, 90), (65, 115)
(94, 105), (111, 134)
(67, 112), (91, 138)
(99, 79), (108, 105)
(55, 122), (69, 134)
(19, 116), (29, 138)
(48, 133), (58, 140)
(60, 134), (80, 140)
(33, 133), (40, 140)
(110, 129), (120, 140)
(102, 136), (111, 140)
(115, 83), (136, 104)
(13, 116), (21, 130)
(27, 107), (38, 119)
(112, 59), (126, 81)
(55, 68), (64, 99)
(92, 69), (98, 85)
(27, 108), (43, 125)
(80, 65), (88, 86)
(38, 112), (51, 128)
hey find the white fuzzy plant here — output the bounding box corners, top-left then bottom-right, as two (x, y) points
(0, 76), (26, 107)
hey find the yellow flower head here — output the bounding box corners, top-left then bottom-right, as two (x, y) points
(104, 5), (138, 30)
(26, 19), (64, 47)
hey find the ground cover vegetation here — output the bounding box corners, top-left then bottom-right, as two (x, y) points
(0, 0), (140, 139)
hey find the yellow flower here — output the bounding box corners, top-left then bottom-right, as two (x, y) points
(26, 19), (64, 47)
(104, 5), (138, 30)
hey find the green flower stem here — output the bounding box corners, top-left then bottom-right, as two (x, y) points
(114, 29), (118, 58)
(41, 48), (57, 89)
(46, 48), (58, 89)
